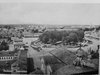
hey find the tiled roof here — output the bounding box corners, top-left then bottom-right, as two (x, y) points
(14, 39), (23, 42)
(23, 32), (33, 36)
(0, 50), (18, 57)
(14, 42), (24, 45)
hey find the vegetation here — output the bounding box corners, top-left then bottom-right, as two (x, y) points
(0, 27), (23, 39)
(27, 58), (35, 74)
(18, 50), (27, 71)
(31, 28), (39, 33)
(39, 29), (84, 45)
(0, 60), (16, 71)
(0, 40), (9, 51)
(96, 26), (100, 31)
(83, 25), (100, 31)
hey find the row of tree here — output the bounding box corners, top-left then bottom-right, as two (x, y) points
(83, 25), (100, 31)
(39, 29), (84, 45)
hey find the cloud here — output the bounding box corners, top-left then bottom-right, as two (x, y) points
(0, 3), (100, 25)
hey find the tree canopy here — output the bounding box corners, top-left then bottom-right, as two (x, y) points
(39, 29), (84, 45)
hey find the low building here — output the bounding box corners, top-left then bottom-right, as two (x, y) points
(22, 32), (40, 46)
(0, 56), (14, 61)
(11, 37), (23, 44)
(14, 42), (24, 49)
(14, 39), (23, 43)
(23, 32), (34, 38)
(0, 50), (18, 61)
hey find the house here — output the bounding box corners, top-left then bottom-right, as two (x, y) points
(22, 32), (40, 46)
(11, 37), (23, 44)
(12, 38), (24, 49)
(14, 38), (23, 43)
(23, 32), (34, 38)
(0, 50), (18, 61)
(0, 56), (14, 61)
(14, 42), (24, 49)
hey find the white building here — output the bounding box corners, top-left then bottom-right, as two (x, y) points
(0, 56), (14, 61)
(0, 51), (18, 61)
(23, 32), (40, 46)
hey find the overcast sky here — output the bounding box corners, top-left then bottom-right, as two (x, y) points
(0, 3), (100, 25)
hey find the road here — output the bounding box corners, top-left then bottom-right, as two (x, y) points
(27, 45), (42, 68)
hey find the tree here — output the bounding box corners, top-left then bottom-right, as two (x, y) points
(69, 32), (78, 43)
(27, 58), (35, 74)
(1, 40), (7, 46)
(75, 30), (84, 42)
(4, 45), (9, 50)
(0, 45), (3, 51)
(65, 36), (73, 45)
(0, 40), (9, 51)
(39, 29), (84, 44)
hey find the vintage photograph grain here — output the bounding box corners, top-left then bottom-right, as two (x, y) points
(0, 2), (99, 75)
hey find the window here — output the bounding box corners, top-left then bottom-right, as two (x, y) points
(2, 57), (4, 59)
(4, 57), (6, 59)
(1, 57), (2, 59)
(8, 57), (11, 59)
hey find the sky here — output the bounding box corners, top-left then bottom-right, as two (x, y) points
(0, 2), (100, 25)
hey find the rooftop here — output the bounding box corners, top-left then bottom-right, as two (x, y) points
(14, 42), (24, 46)
(23, 32), (33, 36)
(0, 50), (19, 57)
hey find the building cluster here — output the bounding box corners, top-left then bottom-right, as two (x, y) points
(0, 25), (41, 74)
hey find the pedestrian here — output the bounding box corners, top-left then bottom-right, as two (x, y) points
(73, 56), (82, 66)
(88, 47), (92, 54)
(81, 59), (86, 67)
(46, 64), (52, 75)
(40, 57), (46, 74)
(74, 47), (85, 67)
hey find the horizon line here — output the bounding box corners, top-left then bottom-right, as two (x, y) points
(0, 24), (100, 26)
